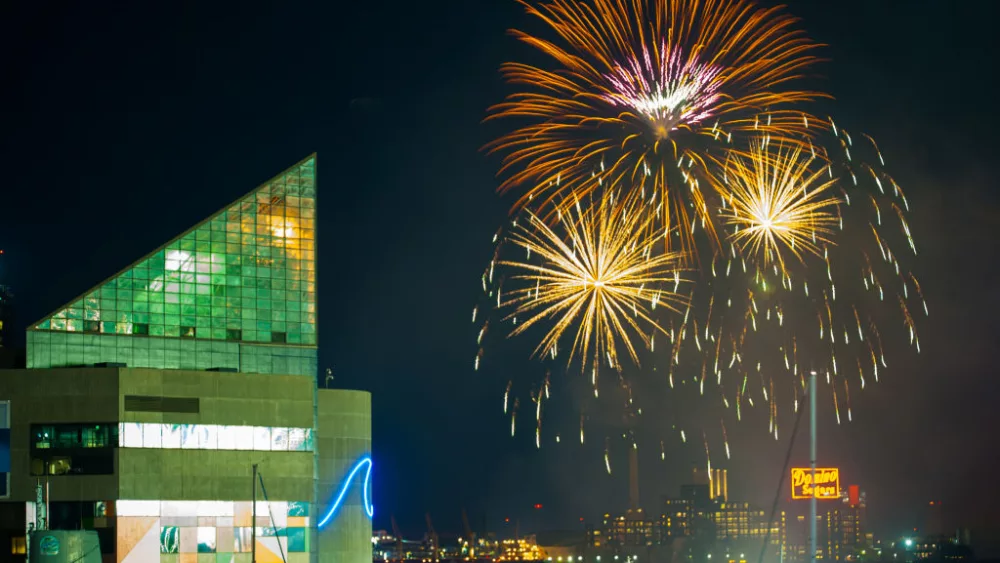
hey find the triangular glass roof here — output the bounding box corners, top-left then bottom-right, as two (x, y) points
(32, 155), (317, 346)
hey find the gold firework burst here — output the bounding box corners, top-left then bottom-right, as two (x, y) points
(715, 141), (841, 271)
(501, 191), (687, 370)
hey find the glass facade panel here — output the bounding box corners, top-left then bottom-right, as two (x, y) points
(26, 156), (318, 376)
(117, 500), (310, 561)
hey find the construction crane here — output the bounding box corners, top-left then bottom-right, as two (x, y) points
(461, 508), (476, 557)
(390, 514), (404, 561)
(425, 513), (440, 562)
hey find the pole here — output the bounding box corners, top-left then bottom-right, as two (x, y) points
(252, 463), (258, 563)
(809, 370), (817, 563)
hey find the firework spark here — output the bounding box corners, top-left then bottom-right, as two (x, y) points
(500, 191), (687, 371)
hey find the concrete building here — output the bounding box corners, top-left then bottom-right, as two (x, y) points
(0, 155), (373, 563)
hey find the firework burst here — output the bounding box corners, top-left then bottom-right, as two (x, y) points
(499, 191), (688, 373)
(486, 0), (826, 256)
(657, 125), (925, 452)
(714, 140), (841, 272)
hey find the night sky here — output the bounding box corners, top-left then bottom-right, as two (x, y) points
(2, 0), (998, 555)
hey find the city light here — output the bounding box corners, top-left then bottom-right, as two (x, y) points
(318, 456), (373, 528)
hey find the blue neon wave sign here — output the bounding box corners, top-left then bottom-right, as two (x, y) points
(318, 456), (373, 528)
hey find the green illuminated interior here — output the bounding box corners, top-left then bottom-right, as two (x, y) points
(27, 156), (317, 375)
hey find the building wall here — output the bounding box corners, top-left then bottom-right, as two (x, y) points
(114, 368), (318, 563)
(116, 366), (316, 502)
(0, 367), (329, 562)
(316, 389), (371, 563)
(0, 368), (120, 502)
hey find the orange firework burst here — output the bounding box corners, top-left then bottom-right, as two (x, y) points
(486, 0), (826, 256)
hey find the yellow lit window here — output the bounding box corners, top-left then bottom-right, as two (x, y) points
(11, 536), (26, 555)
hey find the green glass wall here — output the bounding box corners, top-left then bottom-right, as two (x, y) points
(27, 155), (317, 376)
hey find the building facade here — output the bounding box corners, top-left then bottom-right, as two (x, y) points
(0, 155), (373, 563)
(592, 482), (785, 561)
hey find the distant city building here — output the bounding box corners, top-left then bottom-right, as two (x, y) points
(787, 484), (869, 562)
(0, 284), (12, 348)
(826, 507), (863, 560)
(888, 532), (974, 563)
(679, 483), (714, 511)
(592, 476), (784, 561)
(0, 155), (374, 563)
(497, 536), (544, 561)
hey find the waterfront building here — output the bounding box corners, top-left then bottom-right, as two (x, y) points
(0, 155), (373, 562)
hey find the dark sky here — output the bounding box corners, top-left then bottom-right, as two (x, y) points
(2, 0), (998, 555)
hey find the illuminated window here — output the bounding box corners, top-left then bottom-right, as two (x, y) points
(162, 425), (182, 448)
(233, 426), (253, 450)
(253, 427), (271, 451)
(118, 423), (312, 451)
(32, 423), (117, 450)
(11, 536), (26, 555)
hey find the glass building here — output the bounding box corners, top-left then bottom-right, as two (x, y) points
(28, 155), (317, 376)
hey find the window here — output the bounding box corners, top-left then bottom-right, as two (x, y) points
(271, 331), (287, 343)
(11, 536), (26, 555)
(124, 395), (199, 414)
(134, 323), (149, 335)
(32, 423), (117, 450)
(30, 423), (117, 476)
(30, 452), (114, 476)
(118, 423), (313, 452)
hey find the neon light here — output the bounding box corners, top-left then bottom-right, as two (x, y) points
(318, 456), (373, 528)
(790, 467), (841, 500)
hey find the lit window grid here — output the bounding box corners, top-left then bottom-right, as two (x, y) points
(34, 159), (316, 346)
(116, 500), (310, 557)
(118, 423), (314, 452)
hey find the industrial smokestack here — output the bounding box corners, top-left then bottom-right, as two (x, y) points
(628, 446), (639, 511)
(711, 469), (728, 501)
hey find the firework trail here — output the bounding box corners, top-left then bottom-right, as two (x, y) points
(503, 380), (512, 413)
(604, 437), (612, 474)
(721, 419), (730, 459)
(511, 398), (520, 437)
